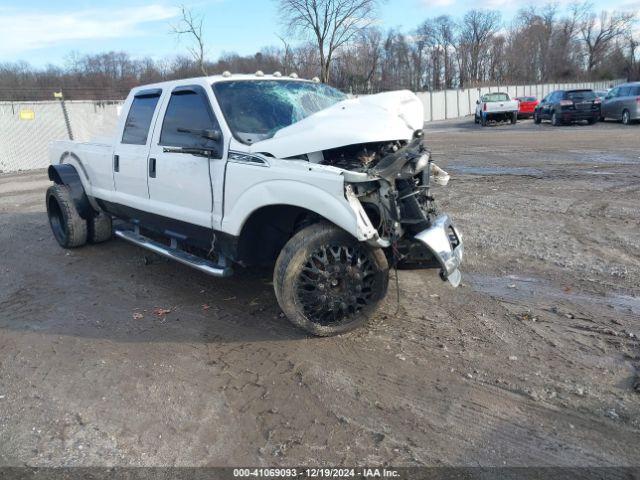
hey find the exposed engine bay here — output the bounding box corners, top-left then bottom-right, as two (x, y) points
(322, 130), (457, 271)
(321, 141), (408, 171)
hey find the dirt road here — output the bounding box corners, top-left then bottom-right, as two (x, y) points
(0, 118), (638, 467)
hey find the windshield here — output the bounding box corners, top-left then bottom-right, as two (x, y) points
(484, 93), (509, 102)
(212, 80), (347, 144)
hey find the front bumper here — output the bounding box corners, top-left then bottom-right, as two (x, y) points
(414, 215), (464, 287)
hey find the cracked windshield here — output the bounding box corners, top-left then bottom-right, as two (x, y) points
(213, 80), (347, 143)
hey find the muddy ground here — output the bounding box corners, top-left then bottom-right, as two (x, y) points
(0, 118), (639, 467)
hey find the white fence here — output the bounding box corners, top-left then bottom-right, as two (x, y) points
(0, 79), (626, 173)
(416, 79), (623, 122)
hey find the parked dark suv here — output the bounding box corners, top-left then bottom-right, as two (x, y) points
(534, 89), (601, 126)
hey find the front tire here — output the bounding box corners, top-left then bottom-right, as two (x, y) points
(534, 112), (541, 124)
(274, 223), (389, 336)
(46, 184), (88, 248)
(551, 112), (561, 126)
(622, 110), (631, 125)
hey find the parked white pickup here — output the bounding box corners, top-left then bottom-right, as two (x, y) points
(474, 92), (519, 126)
(46, 73), (463, 336)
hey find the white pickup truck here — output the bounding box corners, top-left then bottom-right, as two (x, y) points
(474, 92), (519, 126)
(46, 73), (463, 336)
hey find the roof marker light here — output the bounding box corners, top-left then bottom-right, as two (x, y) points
(312, 77), (320, 83)
(255, 70), (265, 77)
(222, 71), (232, 78)
(273, 71), (282, 77)
(289, 72), (298, 79)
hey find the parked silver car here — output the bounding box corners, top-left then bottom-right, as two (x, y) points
(601, 82), (640, 125)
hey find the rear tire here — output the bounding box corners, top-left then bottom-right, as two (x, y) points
(511, 112), (517, 124)
(274, 222), (389, 337)
(46, 184), (88, 248)
(481, 115), (487, 127)
(622, 110), (631, 125)
(534, 112), (541, 124)
(89, 213), (113, 243)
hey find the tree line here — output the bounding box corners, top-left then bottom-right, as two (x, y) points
(0, 0), (636, 101)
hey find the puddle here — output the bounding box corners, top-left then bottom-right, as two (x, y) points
(566, 152), (639, 165)
(448, 165), (544, 176)
(467, 273), (640, 317)
(584, 170), (628, 176)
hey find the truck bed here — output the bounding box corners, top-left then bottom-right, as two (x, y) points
(49, 140), (114, 198)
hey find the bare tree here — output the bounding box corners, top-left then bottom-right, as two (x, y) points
(456, 10), (502, 86)
(171, 5), (208, 76)
(276, 0), (381, 83)
(577, 4), (636, 73)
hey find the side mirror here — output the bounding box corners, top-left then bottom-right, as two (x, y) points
(177, 127), (222, 142)
(475, 100), (480, 105)
(202, 129), (222, 142)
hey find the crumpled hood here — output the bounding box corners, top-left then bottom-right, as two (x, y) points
(246, 90), (424, 159)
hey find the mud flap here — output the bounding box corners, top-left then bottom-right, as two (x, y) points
(413, 215), (463, 287)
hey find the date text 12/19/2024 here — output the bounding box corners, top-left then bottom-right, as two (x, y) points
(233, 468), (401, 478)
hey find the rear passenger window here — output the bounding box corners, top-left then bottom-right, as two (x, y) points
(160, 89), (219, 149)
(633, 86), (640, 96)
(122, 94), (161, 145)
(619, 87), (631, 97)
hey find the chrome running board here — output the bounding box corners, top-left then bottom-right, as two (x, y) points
(115, 229), (233, 278)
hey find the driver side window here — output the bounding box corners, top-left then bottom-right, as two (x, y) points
(160, 87), (221, 153)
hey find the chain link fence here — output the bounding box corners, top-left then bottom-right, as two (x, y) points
(0, 79), (626, 173)
(0, 100), (122, 173)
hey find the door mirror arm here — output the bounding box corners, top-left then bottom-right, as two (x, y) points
(163, 146), (219, 158)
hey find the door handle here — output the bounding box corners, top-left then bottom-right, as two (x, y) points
(149, 158), (156, 178)
(113, 154), (119, 172)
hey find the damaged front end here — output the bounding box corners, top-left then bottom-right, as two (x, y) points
(335, 131), (464, 287)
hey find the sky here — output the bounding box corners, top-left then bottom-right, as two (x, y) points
(0, 0), (638, 67)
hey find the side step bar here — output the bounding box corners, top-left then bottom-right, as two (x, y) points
(115, 229), (233, 278)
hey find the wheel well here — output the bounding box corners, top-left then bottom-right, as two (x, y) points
(236, 205), (322, 266)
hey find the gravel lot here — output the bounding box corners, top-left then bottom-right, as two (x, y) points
(0, 118), (639, 467)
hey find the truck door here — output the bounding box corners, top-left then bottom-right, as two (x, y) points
(146, 85), (223, 229)
(113, 89), (162, 206)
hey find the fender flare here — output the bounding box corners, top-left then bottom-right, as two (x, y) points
(48, 164), (95, 220)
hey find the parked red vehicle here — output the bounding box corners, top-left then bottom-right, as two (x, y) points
(515, 96), (539, 119)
